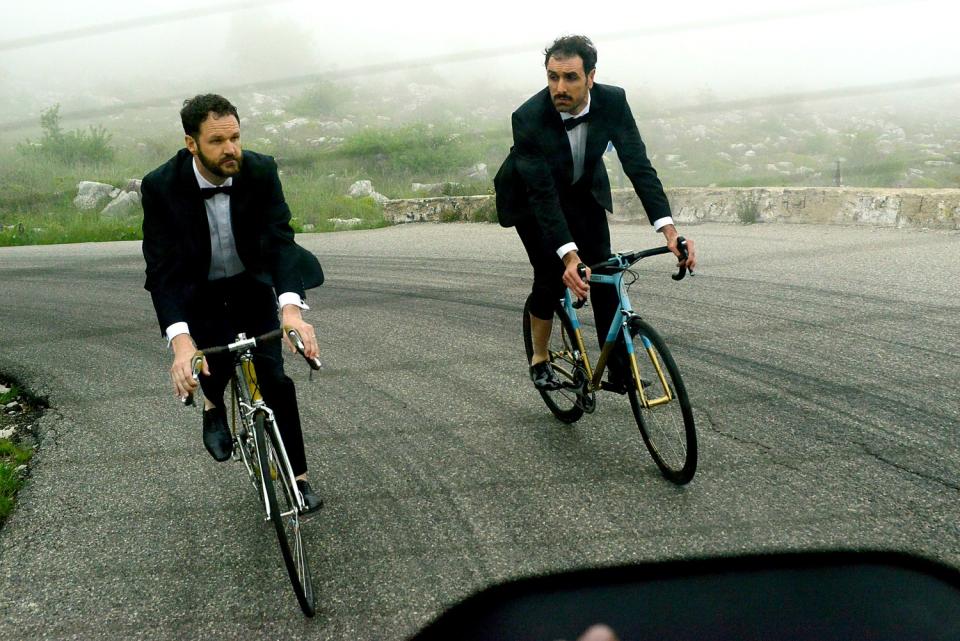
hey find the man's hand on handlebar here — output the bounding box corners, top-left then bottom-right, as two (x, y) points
(281, 305), (319, 360)
(170, 333), (208, 400)
(562, 250), (591, 300)
(660, 224), (697, 272)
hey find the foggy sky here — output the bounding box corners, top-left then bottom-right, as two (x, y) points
(0, 0), (958, 115)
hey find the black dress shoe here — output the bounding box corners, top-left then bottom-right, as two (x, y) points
(296, 480), (324, 513)
(202, 406), (232, 462)
(603, 375), (653, 395)
(530, 361), (562, 391)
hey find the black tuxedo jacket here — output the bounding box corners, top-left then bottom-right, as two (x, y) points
(494, 83), (672, 251)
(141, 148), (323, 334)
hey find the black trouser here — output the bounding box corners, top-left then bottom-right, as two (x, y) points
(187, 272), (308, 476)
(515, 184), (627, 378)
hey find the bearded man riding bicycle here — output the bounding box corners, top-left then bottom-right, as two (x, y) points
(494, 35), (697, 392)
(142, 93), (324, 512)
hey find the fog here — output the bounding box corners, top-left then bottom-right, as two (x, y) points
(1, 0), (958, 125)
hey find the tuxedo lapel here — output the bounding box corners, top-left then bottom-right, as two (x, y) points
(540, 93), (575, 185)
(583, 89), (610, 174)
(176, 153), (212, 271)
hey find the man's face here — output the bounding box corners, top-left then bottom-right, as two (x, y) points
(547, 55), (595, 115)
(186, 113), (242, 180)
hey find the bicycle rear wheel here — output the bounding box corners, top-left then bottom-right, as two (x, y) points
(253, 412), (317, 616)
(522, 295), (586, 424)
(626, 317), (697, 485)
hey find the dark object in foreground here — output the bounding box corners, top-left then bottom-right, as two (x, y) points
(410, 551), (960, 641)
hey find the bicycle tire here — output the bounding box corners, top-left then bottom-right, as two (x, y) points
(254, 411), (317, 616)
(626, 317), (697, 485)
(522, 295), (585, 424)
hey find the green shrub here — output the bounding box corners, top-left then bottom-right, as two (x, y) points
(18, 104), (115, 165)
(736, 193), (761, 224)
(470, 200), (499, 223)
(337, 124), (477, 178)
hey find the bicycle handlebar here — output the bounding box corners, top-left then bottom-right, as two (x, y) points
(587, 237), (692, 281)
(180, 327), (321, 406)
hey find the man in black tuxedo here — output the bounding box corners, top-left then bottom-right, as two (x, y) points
(494, 35), (697, 391)
(142, 94), (323, 511)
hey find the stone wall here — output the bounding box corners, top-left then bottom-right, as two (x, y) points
(383, 188), (960, 230)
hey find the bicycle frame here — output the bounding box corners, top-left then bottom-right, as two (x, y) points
(559, 256), (675, 410)
(226, 334), (308, 519)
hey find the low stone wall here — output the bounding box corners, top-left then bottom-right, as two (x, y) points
(383, 188), (960, 229)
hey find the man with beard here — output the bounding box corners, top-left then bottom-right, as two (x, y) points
(141, 93), (323, 511)
(494, 35), (697, 391)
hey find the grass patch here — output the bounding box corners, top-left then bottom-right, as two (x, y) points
(0, 213), (143, 247)
(0, 386), (18, 404)
(0, 440), (33, 523)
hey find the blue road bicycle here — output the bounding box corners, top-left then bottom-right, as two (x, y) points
(522, 240), (697, 484)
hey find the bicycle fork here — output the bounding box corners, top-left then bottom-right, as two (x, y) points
(626, 329), (674, 409)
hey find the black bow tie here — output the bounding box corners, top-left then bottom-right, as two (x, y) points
(200, 185), (233, 199)
(563, 111), (592, 131)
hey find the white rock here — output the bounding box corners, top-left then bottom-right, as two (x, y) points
(328, 217), (362, 228)
(0, 384), (9, 395)
(466, 163), (488, 179)
(73, 181), (115, 210)
(348, 180), (375, 198)
(283, 117), (310, 130)
(100, 191), (141, 218)
(412, 182), (461, 196)
(0, 427), (14, 439)
(347, 180), (388, 205)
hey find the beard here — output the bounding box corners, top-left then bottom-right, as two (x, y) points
(197, 146), (242, 178)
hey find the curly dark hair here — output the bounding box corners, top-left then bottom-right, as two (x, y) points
(180, 94), (239, 139)
(543, 35), (597, 74)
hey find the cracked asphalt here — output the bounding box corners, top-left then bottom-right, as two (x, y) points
(0, 222), (958, 639)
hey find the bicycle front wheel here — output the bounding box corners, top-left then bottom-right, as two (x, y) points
(254, 412), (316, 616)
(626, 317), (697, 485)
(522, 295), (585, 424)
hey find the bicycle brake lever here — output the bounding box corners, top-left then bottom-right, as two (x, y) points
(573, 263), (589, 308)
(181, 354), (204, 406)
(287, 329), (323, 372)
(672, 237), (690, 281)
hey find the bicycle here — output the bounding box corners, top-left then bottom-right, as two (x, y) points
(183, 326), (322, 616)
(522, 239), (697, 485)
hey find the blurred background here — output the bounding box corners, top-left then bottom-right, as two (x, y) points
(1, 0), (958, 242)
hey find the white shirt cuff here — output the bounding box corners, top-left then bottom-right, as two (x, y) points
(653, 216), (675, 231)
(556, 242), (579, 260)
(165, 322), (190, 346)
(278, 292), (310, 310)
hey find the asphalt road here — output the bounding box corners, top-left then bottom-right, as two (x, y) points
(0, 222), (958, 639)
